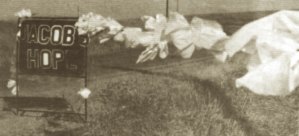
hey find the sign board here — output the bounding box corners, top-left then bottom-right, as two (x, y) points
(18, 18), (89, 77)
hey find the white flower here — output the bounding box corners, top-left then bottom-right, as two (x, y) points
(15, 9), (32, 18)
(16, 31), (21, 38)
(136, 45), (159, 63)
(104, 17), (123, 35)
(11, 86), (17, 96)
(78, 88), (91, 99)
(75, 13), (123, 37)
(158, 40), (169, 59)
(7, 79), (16, 89)
(75, 12), (106, 35)
(142, 14), (167, 32)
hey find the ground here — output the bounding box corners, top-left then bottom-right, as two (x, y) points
(0, 11), (298, 136)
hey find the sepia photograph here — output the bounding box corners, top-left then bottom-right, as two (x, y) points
(0, 0), (299, 135)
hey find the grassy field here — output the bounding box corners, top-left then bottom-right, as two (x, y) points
(0, 11), (299, 136)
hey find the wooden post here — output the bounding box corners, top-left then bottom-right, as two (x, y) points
(166, 0), (169, 17)
(84, 99), (87, 121)
(16, 18), (21, 116)
(176, 0), (179, 12)
(84, 34), (88, 122)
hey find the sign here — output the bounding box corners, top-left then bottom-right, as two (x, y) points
(18, 18), (89, 77)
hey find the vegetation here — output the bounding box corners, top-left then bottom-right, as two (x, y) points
(0, 11), (298, 136)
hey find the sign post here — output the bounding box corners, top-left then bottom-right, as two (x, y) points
(13, 17), (89, 121)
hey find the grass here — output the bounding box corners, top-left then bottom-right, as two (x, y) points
(85, 72), (245, 136)
(0, 10), (299, 136)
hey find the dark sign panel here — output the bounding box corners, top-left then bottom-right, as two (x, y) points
(18, 18), (89, 77)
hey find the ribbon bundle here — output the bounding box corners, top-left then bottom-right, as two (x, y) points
(75, 12), (228, 63)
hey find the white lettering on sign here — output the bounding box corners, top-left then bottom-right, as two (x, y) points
(26, 49), (65, 70)
(38, 25), (50, 45)
(42, 51), (50, 66)
(23, 24), (75, 46)
(53, 26), (61, 44)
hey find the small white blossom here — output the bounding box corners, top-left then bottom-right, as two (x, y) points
(15, 9), (32, 18)
(7, 79), (16, 89)
(11, 87), (17, 96)
(78, 88), (91, 99)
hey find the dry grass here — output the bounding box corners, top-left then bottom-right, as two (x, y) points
(85, 72), (245, 136)
(0, 113), (45, 136)
(0, 11), (299, 136)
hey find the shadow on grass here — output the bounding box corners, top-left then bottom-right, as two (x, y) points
(98, 65), (265, 136)
(0, 64), (10, 95)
